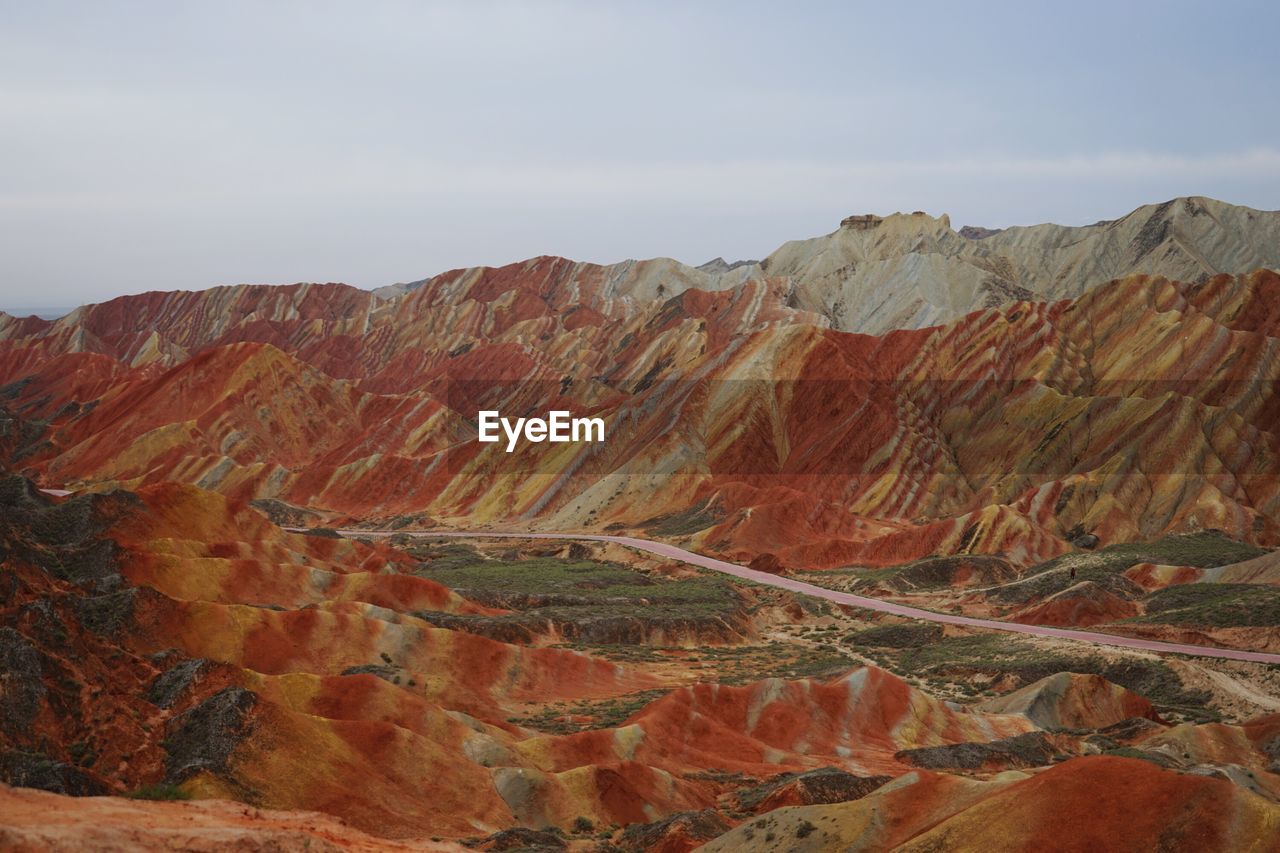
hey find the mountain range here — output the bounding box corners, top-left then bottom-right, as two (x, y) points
(2, 197), (1279, 572)
(5, 195), (1280, 849)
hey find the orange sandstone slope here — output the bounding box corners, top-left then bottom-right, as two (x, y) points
(4, 267), (1280, 568)
(5, 474), (1280, 845)
(703, 756), (1280, 852)
(0, 477), (1018, 835)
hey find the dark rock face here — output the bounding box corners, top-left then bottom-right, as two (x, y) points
(247, 498), (322, 527)
(164, 687), (257, 783)
(959, 225), (1004, 240)
(0, 474), (256, 802)
(1093, 716), (1164, 744)
(748, 553), (786, 575)
(0, 627), (45, 737)
(0, 476), (137, 596)
(476, 826), (567, 850)
(0, 750), (106, 796)
(735, 767), (892, 812)
(70, 589), (137, 637)
(148, 659), (211, 709)
(0, 472), (43, 509)
(1072, 533), (1101, 550)
(55, 538), (124, 594)
(619, 809), (730, 851)
(895, 731), (1057, 770)
(979, 276), (1038, 308)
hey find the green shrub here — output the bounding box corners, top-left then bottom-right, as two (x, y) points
(127, 783), (192, 801)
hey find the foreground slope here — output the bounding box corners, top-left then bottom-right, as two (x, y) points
(702, 756), (1280, 852)
(3, 475), (1280, 848)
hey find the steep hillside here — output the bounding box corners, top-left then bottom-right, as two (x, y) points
(4, 475), (1279, 846)
(4, 268), (1280, 571)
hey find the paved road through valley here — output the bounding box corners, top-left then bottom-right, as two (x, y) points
(38, 486), (1270, 663)
(338, 528), (1280, 665)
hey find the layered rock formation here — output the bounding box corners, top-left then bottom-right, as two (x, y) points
(4, 263), (1280, 571)
(5, 475), (1279, 846)
(5, 196), (1280, 847)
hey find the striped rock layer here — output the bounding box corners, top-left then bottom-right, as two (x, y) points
(4, 261), (1280, 568)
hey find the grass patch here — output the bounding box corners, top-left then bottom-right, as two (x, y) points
(859, 632), (1219, 722)
(509, 689), (670, 733)
(399, 541), (487, 571)
(1129, 583), (1280, 627)
(127, 783), (192, 801)
(846, 622), (944, 649)
(569, 641), (857, 686)
(417, 556), (740, 618)
(1025, 532), (1266, 578)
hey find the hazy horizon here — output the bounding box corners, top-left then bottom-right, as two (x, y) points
(3, 0), (1279, 306)
(2, 192), (1277, 316)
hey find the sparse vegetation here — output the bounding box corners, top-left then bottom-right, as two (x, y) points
(127, 783), (192, 801)
(854, 631), (1221, 722)
(580, 640), (855, 686)
(638, 499), (725, 537)
(1025, 532), (1266, 577)
(398, 541), (487, 571)
(508, 689), (670, 733)
(845, 622), (943, 649)
(1130, 583), (1280, 627)
(417, 556), (734, 614)
(412, 555), (747, 644)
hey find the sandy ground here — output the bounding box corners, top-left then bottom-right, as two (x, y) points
(1169, 659), (1280, 720)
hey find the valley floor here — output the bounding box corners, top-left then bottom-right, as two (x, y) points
(4, 481), (1280, 851)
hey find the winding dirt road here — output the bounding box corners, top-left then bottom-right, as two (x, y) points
(343, 528), (1280, 665)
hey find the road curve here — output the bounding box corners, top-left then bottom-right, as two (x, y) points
(337, 528), (1280, 665)
(39, 488), (1276, 663)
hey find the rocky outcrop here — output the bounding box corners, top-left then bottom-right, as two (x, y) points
(0, 752), (105, 796)
(7, 265), (1280, 571)
(895, 731), (1057, 770)
(733, 768), (892, 813)
(0, 628), (44, 738)
(163, 688), (258, 784)
(618, 810), (730, 853)
(977, 672), (1161, 730)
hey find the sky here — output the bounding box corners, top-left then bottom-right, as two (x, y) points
(2, 0), (1279, 310)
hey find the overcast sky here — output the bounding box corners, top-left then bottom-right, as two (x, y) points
(2, 0), (1278, 310)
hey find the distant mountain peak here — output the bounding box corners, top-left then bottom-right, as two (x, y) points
(696, 257), (759, 275)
